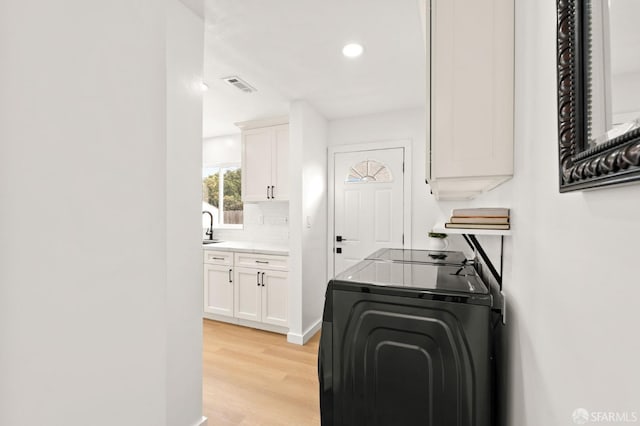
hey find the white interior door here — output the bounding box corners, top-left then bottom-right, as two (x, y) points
(333, 148), (405, 276)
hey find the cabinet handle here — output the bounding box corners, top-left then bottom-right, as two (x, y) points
(228, 268), (232, 283)
(211, 257), (225, 260)
(270, 186), (275, 199)
(266, 185), (271, 200)
(256, 271), (260, 286)
(255, 260), (269, 264)
(261, 272), (265, 287)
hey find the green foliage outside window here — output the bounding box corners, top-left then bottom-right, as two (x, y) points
(203, 173), (220, 207)
(202, 167), (243, 225)
(222, 169), (242, 211)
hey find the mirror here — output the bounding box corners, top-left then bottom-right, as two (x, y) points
(557, 0), (640, 192)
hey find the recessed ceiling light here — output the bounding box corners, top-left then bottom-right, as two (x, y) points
(342, 43), (364, 58)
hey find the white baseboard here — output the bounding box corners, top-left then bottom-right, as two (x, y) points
(203, 313), (288, 335)
(287, 318), (322, 345)
(191, 416), (207, 426)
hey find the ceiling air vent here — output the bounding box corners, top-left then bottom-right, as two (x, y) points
(221, 76), (257, 93)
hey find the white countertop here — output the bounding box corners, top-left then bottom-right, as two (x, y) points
(202, 240), (289, 256)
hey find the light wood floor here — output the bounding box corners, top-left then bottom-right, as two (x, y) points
(203, 319), (321, 426)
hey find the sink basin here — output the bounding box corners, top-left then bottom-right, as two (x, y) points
(202, 239), (223, 245)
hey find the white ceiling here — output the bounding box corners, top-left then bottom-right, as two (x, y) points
(202, 0), (426, 138)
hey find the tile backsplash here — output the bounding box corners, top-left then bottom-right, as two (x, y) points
(209, 201), (289, 243)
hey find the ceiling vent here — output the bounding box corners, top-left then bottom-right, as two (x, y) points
(221, 76), (257, 93)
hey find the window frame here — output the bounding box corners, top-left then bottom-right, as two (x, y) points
(202, 162), (243, 230)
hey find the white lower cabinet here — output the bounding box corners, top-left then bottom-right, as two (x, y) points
(234, 267), (288, 327)
(261, 270), (288, 327)
(234, 267), (262, 322)
(203, 251), (234, 318)
(203, 249), (289, 332)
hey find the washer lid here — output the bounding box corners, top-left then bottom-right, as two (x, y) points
(365, 248), (468, 265)
(336, 260), (488, 295)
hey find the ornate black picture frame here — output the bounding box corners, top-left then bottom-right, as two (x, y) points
(557, 0), (640, 192)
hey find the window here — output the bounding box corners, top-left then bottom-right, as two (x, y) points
(345, 159), (393, 183)
(202, 165), (243, 227)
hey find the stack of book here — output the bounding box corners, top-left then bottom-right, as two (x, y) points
(445, 208), (510, 230)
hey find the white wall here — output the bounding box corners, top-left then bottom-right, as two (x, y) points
(329, 107), (454, 248)
(0, 1), (203, 425)
(289, 100), (329, 343)
(300, 103), (329, 334)
(212, 202), (289, 243)
(435, 1), (640, 424)
(497, 1), (640, 423)
(166, 2), (205, 426)
(203, 133), (241, 166)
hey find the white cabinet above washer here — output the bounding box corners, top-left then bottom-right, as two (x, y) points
(425, 0), (514, 200)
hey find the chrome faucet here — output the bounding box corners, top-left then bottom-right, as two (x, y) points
(202, 211), (214, 240)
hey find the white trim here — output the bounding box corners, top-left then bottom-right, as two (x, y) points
(202, 161), (241, 169)
(235, 116), (288, 130)
(191, 416), (208, 426)
(327, 139), (413, 279)
(287, 318), (322, 345)
(203, 314), (289, 335)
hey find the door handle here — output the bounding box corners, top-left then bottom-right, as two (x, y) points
(261, 272), (265, 287)
(336, 235), (348, 242)
(257, 271), (260, 286)
(228, 268), (232, 283)
(266, 186), (271, 200)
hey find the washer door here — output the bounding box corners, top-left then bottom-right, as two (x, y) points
(331, 289), (492, 426)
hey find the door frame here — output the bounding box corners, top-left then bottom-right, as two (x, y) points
(327, 139), (413, 279)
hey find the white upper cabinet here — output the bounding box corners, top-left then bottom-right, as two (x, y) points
(273, 125), (289, 200)
(237, 117), (289, 202)
(425, 0), (514, 200)
(242, 127), (274, 201)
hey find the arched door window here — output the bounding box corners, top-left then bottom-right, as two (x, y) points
(345, 159), (393, 183)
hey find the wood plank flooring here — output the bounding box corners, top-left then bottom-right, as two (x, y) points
(203, 319), (321, 426)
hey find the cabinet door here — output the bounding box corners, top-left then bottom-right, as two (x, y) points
(428, 0), (513, 200)
(261, 270), (288, 327)
(204, 264), (234, 317)
(242, 128), (273, 202)
(234, 267), (262, 322)
(431, 0), (513, 179)
(272, 124), (289, 201)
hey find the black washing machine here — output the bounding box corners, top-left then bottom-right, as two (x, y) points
(318, 249), (501, 426)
